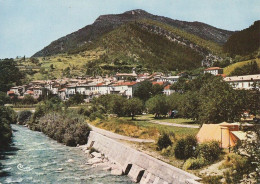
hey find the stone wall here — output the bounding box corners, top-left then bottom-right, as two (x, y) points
(86, 131), (201, 184)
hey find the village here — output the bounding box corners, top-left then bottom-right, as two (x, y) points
(6, 67), (260, 102)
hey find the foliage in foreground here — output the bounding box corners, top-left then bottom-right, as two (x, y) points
(27, 97), (91, 146)
(219, 153), (251, 184)
(233, 124), (260, 183)
(157, 133), (172, 150)
(181, 141), (222, 170)
(174, 136), (197, 160)
(37, 112), (91, 146)
(0, 106), (16, 149)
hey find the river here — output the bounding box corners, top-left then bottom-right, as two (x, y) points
(0, 125), (133, 184)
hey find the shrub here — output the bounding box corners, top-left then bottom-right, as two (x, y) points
(66, 92), (84, 105)
(37, 112), (91, 146)
(157, 133), (172, 150)
(89, 111), (104, 121)
(161, 146), (174, 156)
(17, 110), (32, 124)
(220, 154), (251, 184)
(0, 107), (16, 149)
(21, 95), (37, 105)
(78, 107), (92, 117)
(183, 157), (206, 170)
(202, 175), (222, 184)
(174, 136), (197, 160)
(174, 138), (186, 159)
(197, 141), (222, 163)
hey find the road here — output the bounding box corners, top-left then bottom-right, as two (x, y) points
(88, 124), (155, 143)
(150, 120), (200, 128)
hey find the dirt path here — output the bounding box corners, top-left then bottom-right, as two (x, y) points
(150, 120), (200, 128)
(88, 124), (155, 143)
(200, 160), (227, 176)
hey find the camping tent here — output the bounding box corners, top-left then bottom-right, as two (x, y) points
(196, 122), (244, 148)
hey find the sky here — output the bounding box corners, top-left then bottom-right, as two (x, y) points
(0, 0), (259, 59)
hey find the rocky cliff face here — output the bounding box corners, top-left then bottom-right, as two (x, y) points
(33, 9), (233, 57)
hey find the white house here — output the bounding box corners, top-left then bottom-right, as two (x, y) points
(33, 87), (43, 98)
(224, 74), (260, 90)
(58, 88), (66, 100)
(163, 85), (174, 96)
(111, 82), (139, 98)
(204, 67), (223, 76)
(156, 76), (179, 84)
(114, 70), (137, 81)
(66, 85), (76, 98)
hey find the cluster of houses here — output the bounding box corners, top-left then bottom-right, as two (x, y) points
(204, 67), (260, 90)
(6, 71), (178, 102)
(7, 68), (260, 102)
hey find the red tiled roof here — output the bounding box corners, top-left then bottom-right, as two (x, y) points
(114, 82), (137, 86)
(7, 91), (14, 94)
(96, 83), (104, 86)
(164, 85), (171, 90)
(204, 67), (223, 71)
(152, 81), (164, 85)
(25, 90), (34, 94)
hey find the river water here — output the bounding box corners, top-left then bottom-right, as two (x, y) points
(0, 125), (133, 184)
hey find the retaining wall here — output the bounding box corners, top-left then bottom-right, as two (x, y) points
(86, 131), (201, 184)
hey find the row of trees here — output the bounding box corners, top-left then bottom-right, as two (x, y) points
(169, 74), (260, 123)
(92, 94), (143, 120)
(92, 73), (259, 124)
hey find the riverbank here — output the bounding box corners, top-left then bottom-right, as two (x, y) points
(82, 130), (201, 184)
(0, 125), (133, 184)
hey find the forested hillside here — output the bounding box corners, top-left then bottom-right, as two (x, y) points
(223, 20), (260, 56)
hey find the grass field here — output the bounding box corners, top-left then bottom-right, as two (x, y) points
(89, 116), (199, 170)
(224, 58), (260, 76)
(134, 114), (199, 125)
(89, 116), (199, 140)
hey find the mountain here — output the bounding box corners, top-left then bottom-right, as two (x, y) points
(223, 20), (260, 56)
(33, 9), (232, 57)
(30, 10), (237, 76)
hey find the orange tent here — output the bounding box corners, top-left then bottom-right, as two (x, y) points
(196, 122), (241, 148)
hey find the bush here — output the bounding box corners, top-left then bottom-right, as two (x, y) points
(29, 98), (63, 130)
(17, 110), (32, 125)
(202, 175), (222, 184)
(161, 146), (174, 156)
(0, 107), (16, 149)
(157, 133), (172, 150)
(37, 112), (91, 146)
(183, 157), (206, 170)
(220, 154), (251, 184)
(78, 107), (92, 117)
(174, 136), (197, 160)
(197, 141), (222, 163)
(21, 95), (37, 105)
(66, 92), (84, 105)
(174, 138), (186, 159)
(89, 111), (104, 121)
